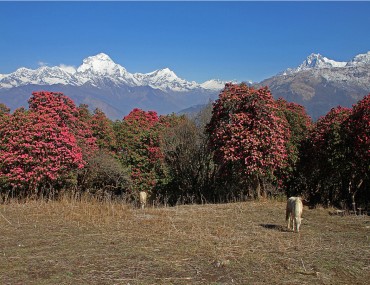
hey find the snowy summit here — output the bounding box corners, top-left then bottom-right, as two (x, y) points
(346, 51), (370, 66)
(134, 68), (200, 92)
(281, 53), (347, 75)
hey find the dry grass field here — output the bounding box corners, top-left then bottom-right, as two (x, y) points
(0, 197), (369, 285)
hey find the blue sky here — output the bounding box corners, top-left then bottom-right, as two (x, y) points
(0, 1), (370, 83)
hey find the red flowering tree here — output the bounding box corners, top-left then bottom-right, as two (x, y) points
(0, 109), (84, 194)
(276, 98), (312, 150)
(115, 108), (166, 196)
(206, 83), (290, 198)
(346, 94), (370, 173)
(343, 94), (370, 206)
(310, 107), (350, 151)
(0, 109), (11, 188)
(28, 91), (97, 157)
(91, 108), (117, 151)
(276, 98), (313, 186)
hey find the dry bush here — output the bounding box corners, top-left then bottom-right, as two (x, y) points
(161, 116), (215, 204)
(77, 151), (131, 197)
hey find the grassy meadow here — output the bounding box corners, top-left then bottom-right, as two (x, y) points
(0, 197), (369, 284)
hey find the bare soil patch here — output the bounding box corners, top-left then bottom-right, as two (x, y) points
(0, 198), (369, 284)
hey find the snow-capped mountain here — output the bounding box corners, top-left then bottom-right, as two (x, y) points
(280, 53), (347, 75)
(276, 51), (370, 86)
(0, 53), (225, 119)
(199, 79), (244, 90)
(0, 53), (222, 92)
(200, 79), (229, 90)
(134, 68), (200, 92)
(259, 51), (370, 120)
(75, 53), (140, 87)
(346, 51), (370, 67)
(0, 66), (78, 88)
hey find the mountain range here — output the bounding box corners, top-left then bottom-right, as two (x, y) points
(0, 51), (369, 120)
(0, 53), (227, 119)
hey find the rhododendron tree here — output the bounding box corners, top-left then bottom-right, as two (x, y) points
(345, 94), (370, 174)
(91, 108), (117, 151)
(343, 94), (370, 206)
(0, 108), (11, 188)
(0, 109), (84, 194)
(276, 98), (313, 187)
(276, 98), (312, 150)
(206, 83), (290, 198)
(28, 91), (97, 157)
(289, 106), (351, 205)
(115, 108), (166, 196)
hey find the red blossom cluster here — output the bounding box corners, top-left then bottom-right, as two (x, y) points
(310, 106), (351, 150)
(0, 91), (101, 193)
(29, 91), (97, 156)
(289, 95), (370, 206)
(344, 94), (370, 174)
(0, 108), (84, 191)
(91, 108), (117, 151)
(117, 108), (166, 193)
(207, 84), (290, 178)
(348, 95), (370, 156)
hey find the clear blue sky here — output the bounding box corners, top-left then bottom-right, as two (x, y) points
(1, 1), (370, 83)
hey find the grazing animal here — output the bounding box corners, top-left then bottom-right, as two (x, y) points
(139, 191), (147, 209)
(286, 196), (303, 232)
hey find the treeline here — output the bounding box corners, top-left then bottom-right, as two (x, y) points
(0, 85), (369, 208)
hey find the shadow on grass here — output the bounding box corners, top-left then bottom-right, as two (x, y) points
(260, 224), (288, 232)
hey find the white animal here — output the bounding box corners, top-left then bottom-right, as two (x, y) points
(286, 196), (303, 232)
(139, 191), (147, 209)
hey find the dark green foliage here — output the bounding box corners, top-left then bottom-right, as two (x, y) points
(159, 106), (218, 204)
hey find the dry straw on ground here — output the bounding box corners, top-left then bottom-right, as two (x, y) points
(0, 196), (369, 284)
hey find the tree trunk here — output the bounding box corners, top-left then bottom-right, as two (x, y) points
(349, 179), (363, 214)
(260, 177), (267, 199)
(252, 174), (261, 199)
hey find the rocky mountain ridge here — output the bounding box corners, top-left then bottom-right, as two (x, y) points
(258, 51), (370, 119)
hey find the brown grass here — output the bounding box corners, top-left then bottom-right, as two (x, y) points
(0, 197), (369, 285)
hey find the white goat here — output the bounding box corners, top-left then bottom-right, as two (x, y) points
(286, 196), (303, 232)
(139, 191), (147, 209)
